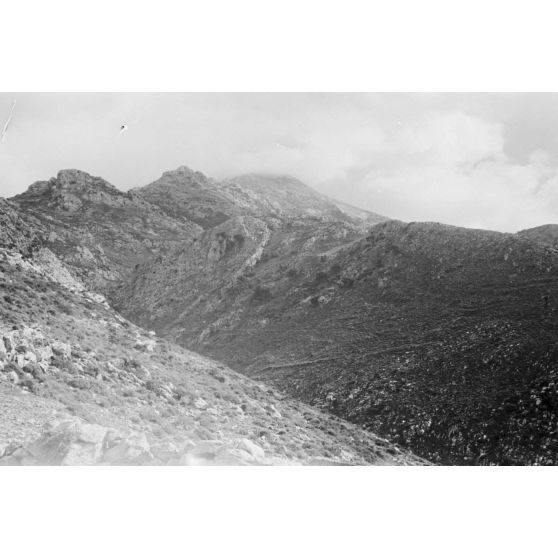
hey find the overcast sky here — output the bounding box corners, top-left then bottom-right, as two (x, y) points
(2, 93), (558, 232)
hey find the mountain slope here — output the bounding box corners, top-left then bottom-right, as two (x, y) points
(134, 167), (387, 228)
(10, 169), (201, 294)
(0, 198), (421, 465)
(119, 217), (558, 465)
(12, 165), (558, 465)
(518, 224), (558, 249)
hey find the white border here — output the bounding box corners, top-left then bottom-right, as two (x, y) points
(2, 0), (558, 91)
(2, 1), (558, 556)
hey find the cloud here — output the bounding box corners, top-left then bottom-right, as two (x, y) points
(318, 111), (558, 232)
(2, 93), (558, 232)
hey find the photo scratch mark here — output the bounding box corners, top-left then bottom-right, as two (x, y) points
(0, 99), (16, 142)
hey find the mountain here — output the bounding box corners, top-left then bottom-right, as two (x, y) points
(118, 209), (558, 465)
(0, 181), (419, 465)
(133, 167), (386, 228)
(8, 165), (558, 465)
(10, 169), (201, 294)
(518, 224), (558, 249)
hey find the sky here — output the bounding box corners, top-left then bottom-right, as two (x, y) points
(2, 93), (558, 232)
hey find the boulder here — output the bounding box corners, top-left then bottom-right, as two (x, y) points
(194, 397), (208, 410)
(103, 431), (153, 465)
(23, 362), (46, 381)
(35, 345), (53, 362)
(180, 438), (266, 466)
(134, 339), (155, 352)
(24, 351), (37, 363)
(232, 438), (265, 461)
(2, 335), (14, 352)
(51, 341), (72, 359)
(24, 420), (110, 465)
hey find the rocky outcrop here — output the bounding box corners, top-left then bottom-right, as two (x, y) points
(0, 418), (275, 466)
(9, 169), (202, 294)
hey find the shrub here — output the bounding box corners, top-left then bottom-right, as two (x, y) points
(252, 286), (273, 303)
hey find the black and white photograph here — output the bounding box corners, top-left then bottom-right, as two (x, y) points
(2, 1), (558, 557)
(4, 91), (558, 468)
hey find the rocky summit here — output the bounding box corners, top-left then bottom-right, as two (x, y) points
(5, 164), (558, 466)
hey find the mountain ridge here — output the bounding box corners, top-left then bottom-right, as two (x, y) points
(0, 187), (422, 465)
(6, 165), (558, 465)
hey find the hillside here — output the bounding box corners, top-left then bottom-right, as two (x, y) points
(119, 216), (558, 465)
(10, 165), (558, 465)
(134, 167), (386, 229)
(518, 224), (558, 249)
(10, 169), (201, 294)
(0, 197), (420, 465)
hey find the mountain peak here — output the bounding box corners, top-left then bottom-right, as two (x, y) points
(55, 169), (118, 191)
(160, 165), (209, 182)
(11, 170), (125, 215)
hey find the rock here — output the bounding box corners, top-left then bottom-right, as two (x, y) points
(268, 404), (282, 418)
(24, 351), (37, 363)
(23, 420), (110, 465)
(103, 431), (153, 465)
(134, 366), (151, 381)
(35, 345), (53, 362)
(15, 344), (28, 354)
(6, 370), (19, 384)
(194, 397), (208, 410)
(180, 440), (223, 465)
(215, 448), (256, 465)
(232, 438), (265, 461)
(150, 440), (181, 463)
(22, 362), (43, 379)
(51, 341), (72, 359)
(0, 420), (145, 466)
(179, 438), (266, 466)
(134, 339), (155, 352)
